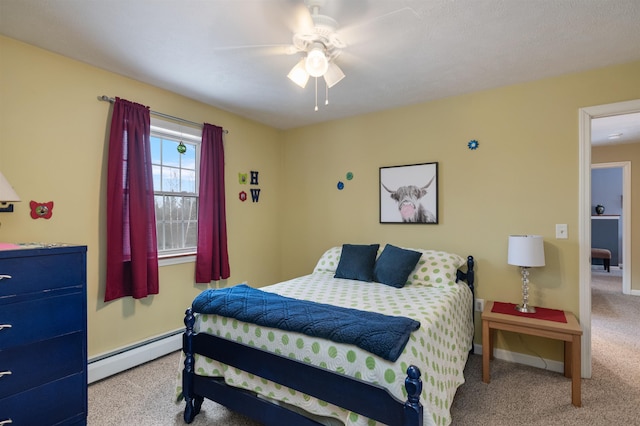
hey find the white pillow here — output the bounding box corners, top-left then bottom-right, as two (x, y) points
(312, 246), (343, 273)
(405, 249), (467, 286)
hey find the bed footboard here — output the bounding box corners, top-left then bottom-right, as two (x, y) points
(182, 308), (423, 426)
(182, 309), (203, 423)
(456, 255), (475, 353)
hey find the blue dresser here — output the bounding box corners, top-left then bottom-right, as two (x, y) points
(0, 245), (87, 425)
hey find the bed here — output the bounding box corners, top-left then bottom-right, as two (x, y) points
(179, 244), (475, 426)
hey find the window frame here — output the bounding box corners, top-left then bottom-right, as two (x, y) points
(150, 117), (202, 262)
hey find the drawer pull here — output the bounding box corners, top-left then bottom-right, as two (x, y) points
(0, 371), (11, 378)
(0, 275), (11, 281)
(0, 420), (12, 425)
(0, 325), (11, 331)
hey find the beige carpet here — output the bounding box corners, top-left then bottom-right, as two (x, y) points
(88, 270), (640, 425)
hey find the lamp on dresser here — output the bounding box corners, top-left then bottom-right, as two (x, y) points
(0, 171), (20, 213)
(507, 234), (545, 313)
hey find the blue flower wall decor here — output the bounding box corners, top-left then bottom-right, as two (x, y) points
(468, 139), (479, 150)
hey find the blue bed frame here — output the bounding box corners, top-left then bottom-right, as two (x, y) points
(182, 255), (475, 426)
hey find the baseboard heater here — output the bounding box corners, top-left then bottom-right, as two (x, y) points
(87, 328), (183, 384)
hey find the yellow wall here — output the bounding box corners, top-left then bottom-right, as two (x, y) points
(592, 141), (640, 291)
(0, 36), (284, 357)
(280, 61), (640, 359)
(2, 34), (640, 362)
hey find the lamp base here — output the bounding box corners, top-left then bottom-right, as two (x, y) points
(515, 304), (536, 314)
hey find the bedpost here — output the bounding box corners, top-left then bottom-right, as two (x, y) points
(403, 365), (423, 426)
(465, 255), (475, 289)
(183, 307), (199, 424)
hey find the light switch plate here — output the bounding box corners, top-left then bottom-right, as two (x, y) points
(556, 224), (568, 239)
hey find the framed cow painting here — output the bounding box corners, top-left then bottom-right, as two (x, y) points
(379, 162), (438, 224)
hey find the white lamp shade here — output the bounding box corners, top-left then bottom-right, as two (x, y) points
(287, 59), (309, 88)
(508, 235), (545, 267)
(323, 62), (345, 88)
(305, 44), (329, 77)
(0, 171), (20, 202)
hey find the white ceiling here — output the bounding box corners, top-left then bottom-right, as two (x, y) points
(1, 0), (640, 135)
(592, 113), (640, 147)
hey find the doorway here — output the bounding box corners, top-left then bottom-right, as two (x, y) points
(579, 99), (640, 378)
(590, 162), (631, 294)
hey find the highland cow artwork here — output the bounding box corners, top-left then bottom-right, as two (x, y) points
(380, 162), (438, 224)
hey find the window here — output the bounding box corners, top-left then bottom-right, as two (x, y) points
(150, 118), (201, 257)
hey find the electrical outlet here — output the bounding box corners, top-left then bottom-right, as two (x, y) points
(475, 298), (485, 312)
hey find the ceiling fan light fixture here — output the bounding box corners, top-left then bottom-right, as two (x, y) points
(305, 43), (329, 77)
(287, 58), (309, 88)
(323, 62), (345, 88)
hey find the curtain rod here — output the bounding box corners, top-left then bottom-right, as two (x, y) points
(98, 95), (228, 134)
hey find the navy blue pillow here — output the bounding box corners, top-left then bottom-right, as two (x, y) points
(373, 244), (422, 288)
(334, 244), (380, 282)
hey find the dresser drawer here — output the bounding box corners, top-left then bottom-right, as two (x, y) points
(0, 250), (85, 299)
(0, 332), (84, 399)
(0, 292), (85, 350)
(0, 372), (86, 426)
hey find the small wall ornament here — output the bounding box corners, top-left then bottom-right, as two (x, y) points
(467, 140), (479, 150)
(30, 201), (54, 219)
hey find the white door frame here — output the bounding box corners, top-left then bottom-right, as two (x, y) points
(579, 99), (640, 378)
(590, 161), (631, 295)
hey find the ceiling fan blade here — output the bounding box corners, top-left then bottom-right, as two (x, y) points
(339, 6), (421, 47)
(205, 1), (313, 60)
(212, 44), (298, 57)
(286, 2), (314, 34)
(261, 0), (313, 35)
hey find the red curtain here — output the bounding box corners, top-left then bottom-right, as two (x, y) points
(105, 97), (159, 302)
(195, 123), (230, 283)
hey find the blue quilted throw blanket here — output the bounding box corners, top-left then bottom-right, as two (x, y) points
(192, 284), (420, 362)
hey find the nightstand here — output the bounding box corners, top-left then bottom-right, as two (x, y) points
(481, 300), (583, 407)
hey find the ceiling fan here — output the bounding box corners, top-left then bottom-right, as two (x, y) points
(280, 0), (349, 110)
(219, 0), (418, 111)
(286, 0), (346, 90)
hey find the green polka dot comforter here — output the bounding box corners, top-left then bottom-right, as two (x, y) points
(179, 247), (473, 426)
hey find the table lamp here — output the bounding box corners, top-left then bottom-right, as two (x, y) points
(508, 235), (545, 313)
(0, 171), (21, 213)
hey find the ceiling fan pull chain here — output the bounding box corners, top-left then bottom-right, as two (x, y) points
(325, 82), (329, 106)
(314, 77), (319, 111)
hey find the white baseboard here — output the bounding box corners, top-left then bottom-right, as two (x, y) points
(472, 343), (564, 374)
(88, 334), (566, 384)
(88, 329), (183, 384)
